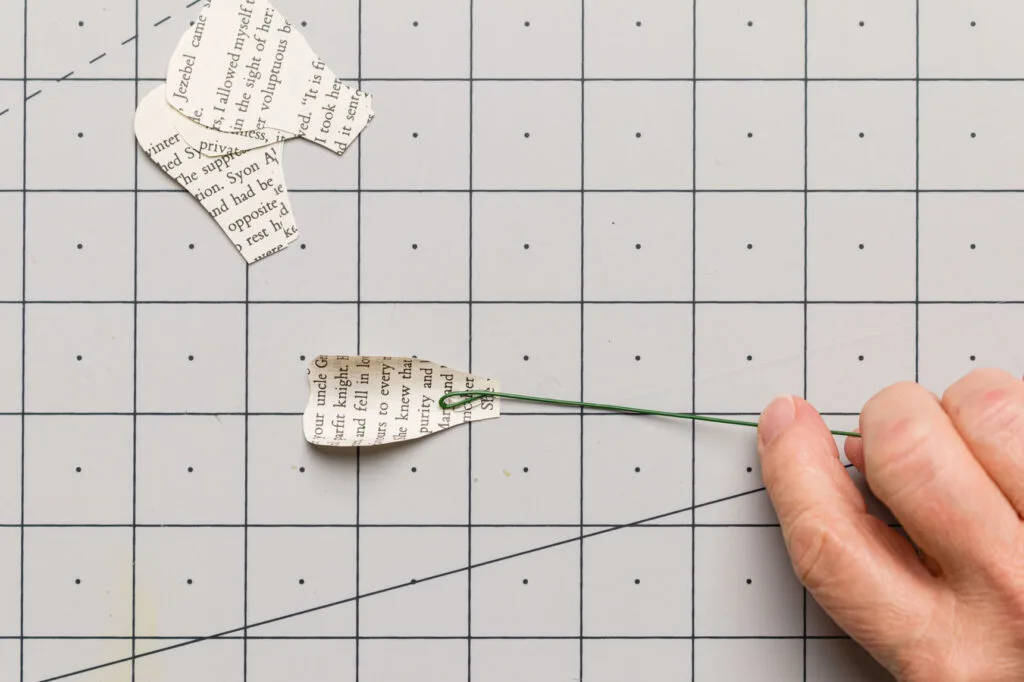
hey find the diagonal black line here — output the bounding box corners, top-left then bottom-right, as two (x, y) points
(57, 71), (73, 81)
(121, 34), (136, 45)
(153, 15), (171, 26)
(0, 108), (8, 116)
(39, 474), (820, 682)
(88, 52), (106, 64)
(24, 90), (40, 101)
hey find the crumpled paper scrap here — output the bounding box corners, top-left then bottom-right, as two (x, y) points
(303, 356), (501, 448)
(165, 0), (374, 156)
(135, 83), (298, 263)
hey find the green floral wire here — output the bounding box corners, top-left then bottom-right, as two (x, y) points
(439, 390), (862, 439)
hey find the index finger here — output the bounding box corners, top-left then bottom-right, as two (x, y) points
(757, 395), (936, 657)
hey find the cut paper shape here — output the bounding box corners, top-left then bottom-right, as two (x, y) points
(135, 83), (298, 263)
(303, 356), (501, 448)
(165, 0), (374, 156)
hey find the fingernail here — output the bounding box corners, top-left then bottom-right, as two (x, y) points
(759, 394), (796, 446)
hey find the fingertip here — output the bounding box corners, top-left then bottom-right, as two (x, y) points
(757, 394), (796, 449)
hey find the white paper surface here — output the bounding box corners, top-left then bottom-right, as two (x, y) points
(165, 0), (374, 156)
(303, 356), (501, 447)
(135, 83), (298, 263)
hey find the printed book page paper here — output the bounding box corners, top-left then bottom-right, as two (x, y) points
(134, 84), (299, 263)
(165, 0), (375, 156)
(175, 117), (295, 157)
(303, 356), (502, 448)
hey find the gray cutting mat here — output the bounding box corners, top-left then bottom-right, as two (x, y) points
(2, 1), (1024, 680)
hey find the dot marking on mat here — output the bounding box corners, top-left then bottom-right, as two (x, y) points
(188, 243), (195, 250)
(77, 243), (83, 250)
(746, 578), (753, 585)
(75, 578), (81, 584)
(746, 355), (753, 361)
(746, 466), (753, 473)
(299, 467), (306, 473)
(635, 243), (642, 250)
(76, 355), (82, 361)
(299, 579), (305, 585)
(75, 467), (82, 473)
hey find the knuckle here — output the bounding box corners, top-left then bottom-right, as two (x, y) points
(958, 386), (1024, 446)
(867, 414), (939, 490)
(784, 509), (840, 590)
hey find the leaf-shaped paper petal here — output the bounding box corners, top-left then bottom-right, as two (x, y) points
(303, 356), (501, 448)
(165, 0), (374, 156)
(134, 83), (298, 263)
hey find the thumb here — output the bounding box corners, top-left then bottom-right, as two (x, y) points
(757, 395), (936, 667)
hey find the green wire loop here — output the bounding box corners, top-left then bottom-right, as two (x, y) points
(439, 390), (861, 439)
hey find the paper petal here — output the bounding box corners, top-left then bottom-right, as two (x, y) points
(134, 83), (299, 264)
(303, 356), (501, 448)
(165, 0), (374, 156)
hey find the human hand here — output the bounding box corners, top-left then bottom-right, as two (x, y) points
(757, 368), (1024, 681)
